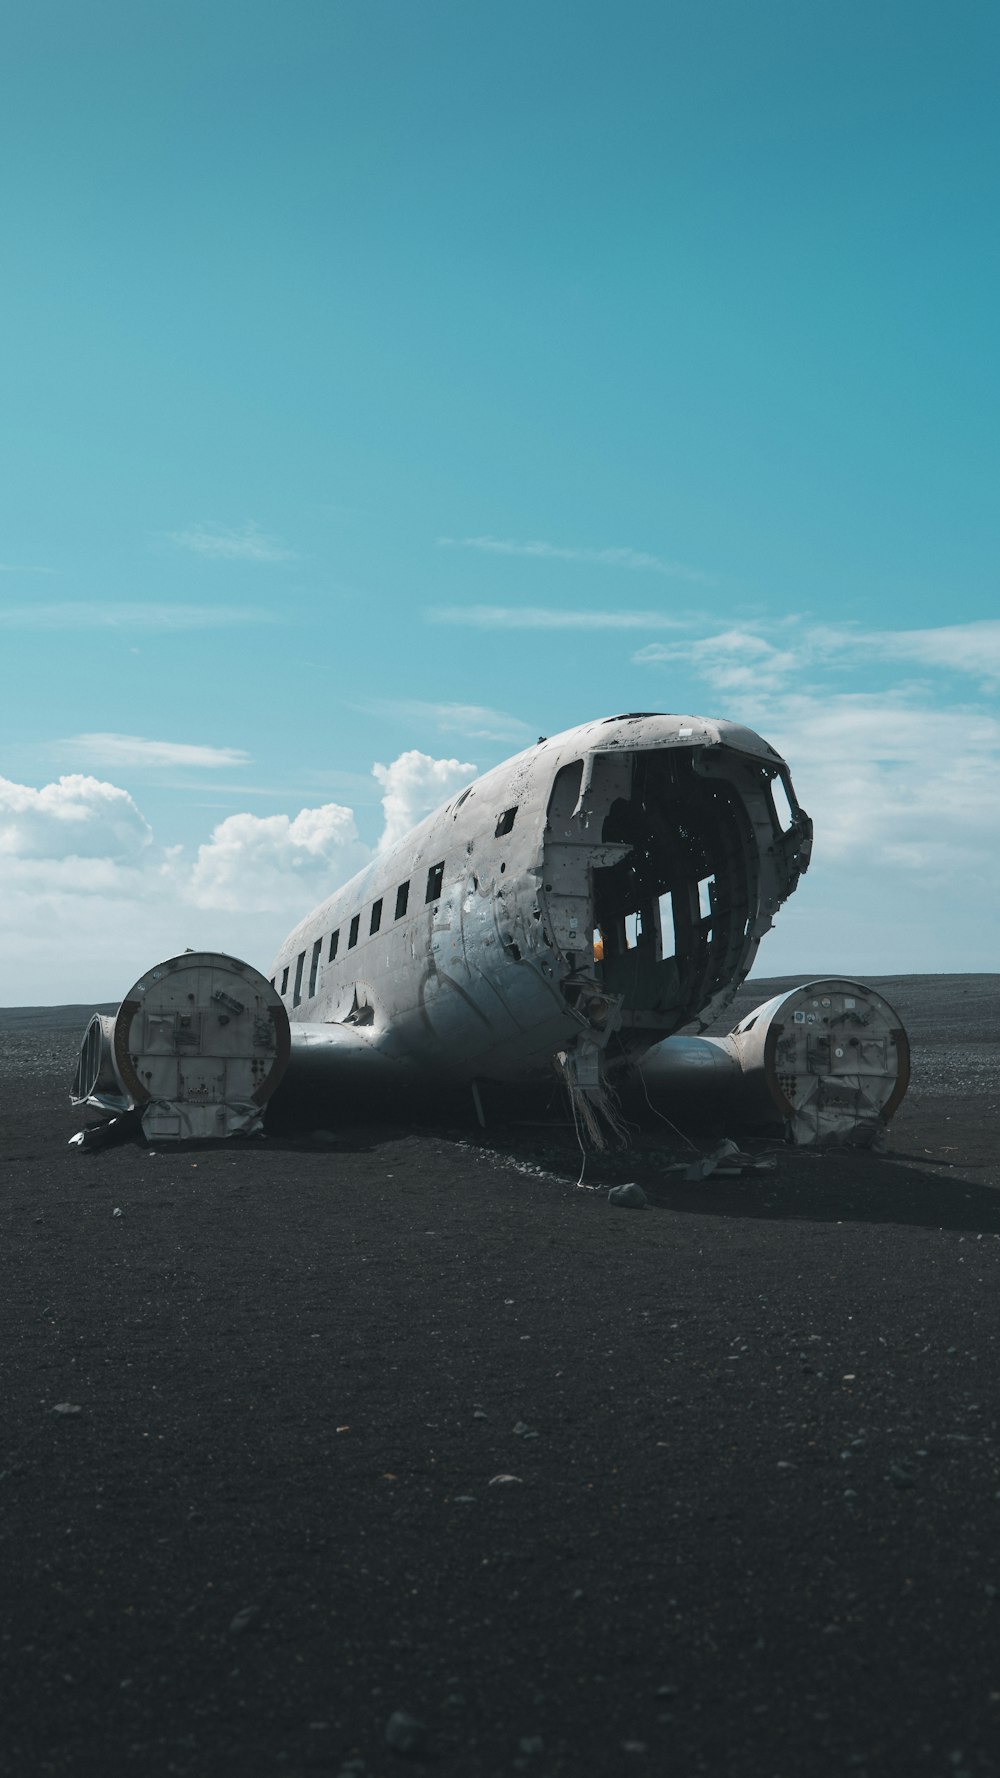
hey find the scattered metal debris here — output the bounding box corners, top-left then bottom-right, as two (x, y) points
(608, 1182), (648, 1208)
(68, 1111), (142, 1151)
(665, 1139), (779, 1182)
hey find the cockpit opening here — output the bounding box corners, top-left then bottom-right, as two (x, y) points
(589, 749), (753, 1029)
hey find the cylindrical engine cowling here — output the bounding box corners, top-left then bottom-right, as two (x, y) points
(71, 1013), (128, 1111)
(637, 979), (910, 1146)
(637, 1033), (742, 1099)
(71, 953), (291, 1140)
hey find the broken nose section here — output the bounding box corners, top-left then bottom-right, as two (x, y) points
(636, 979), (910, 1147)
(71, 952), (290, 1142)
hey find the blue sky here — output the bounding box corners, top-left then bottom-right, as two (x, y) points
(1, 0), (998, 1002)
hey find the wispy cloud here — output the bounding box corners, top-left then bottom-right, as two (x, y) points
(156, 781), (370, 800)
(437, 535), (712, 584)
(427, 605), (688, 632)
(635, 630), (799, 693)
(0, 603), (275, 630)
(632, 616), (1000, 886)
(858, 618), (1000, 687)
(635, 616), (1000, 694)
(65, 734), (251, 770)
(756, 692), (1000, 878)
(0, 563), (55, 574)
(360, 697), (531, 743)
(166, 522), (295, 563)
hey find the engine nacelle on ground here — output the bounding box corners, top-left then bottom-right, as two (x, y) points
(637, 979), (910, 1146)
(72, 952), (290, 1140)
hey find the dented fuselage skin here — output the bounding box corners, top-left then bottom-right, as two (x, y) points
(268, 713), (812, 1092)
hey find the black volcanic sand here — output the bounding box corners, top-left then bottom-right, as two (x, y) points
(2, 975), (1000, 1778)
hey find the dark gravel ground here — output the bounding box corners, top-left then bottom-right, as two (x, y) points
(2, 975), (1000, 1778)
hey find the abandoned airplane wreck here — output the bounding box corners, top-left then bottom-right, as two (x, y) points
(71, 713), (910, 1150)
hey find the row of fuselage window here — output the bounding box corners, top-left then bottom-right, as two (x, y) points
(273, 858), (446, 1007)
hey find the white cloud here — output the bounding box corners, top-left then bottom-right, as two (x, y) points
(437, 535), (712, 583)
(0, 603), (274, 630)
(0, 751), (494, 1000)
(761, 693), (1000, 873)
(373, 751), (477, 853)
(0, 848), (292, 1006)
(0, 786), (366, 1001)
(167, 522), (294, 562)
(360, 697), (531, 742)
(188, 805), (367, 912)
(635, 616), (1000, 696)
(184, 750), (480, 914)
(0, 774), (152, 861)
(635, 630), (799, 693)
(65, 734), (251, 770)
(741, 685), (1000, 977)
(0, 563), (54, 574)
(857, 618), (1000, 688)
(427, 605), (688, 631)
(635, 618), (1000, 892)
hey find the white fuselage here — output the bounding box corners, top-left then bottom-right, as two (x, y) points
(268, 713), (811, 1088)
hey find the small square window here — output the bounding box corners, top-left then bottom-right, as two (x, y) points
(329, 928), (339, 961)
(395, 880), (409, 919)
(293, 950), (306, 1007)
(495, 806), (518, 837)
(280, 965), (289, 995)
(425, 861), (444, 903)
(370, 897), (383, 935)
(348, 913), (360, 949)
